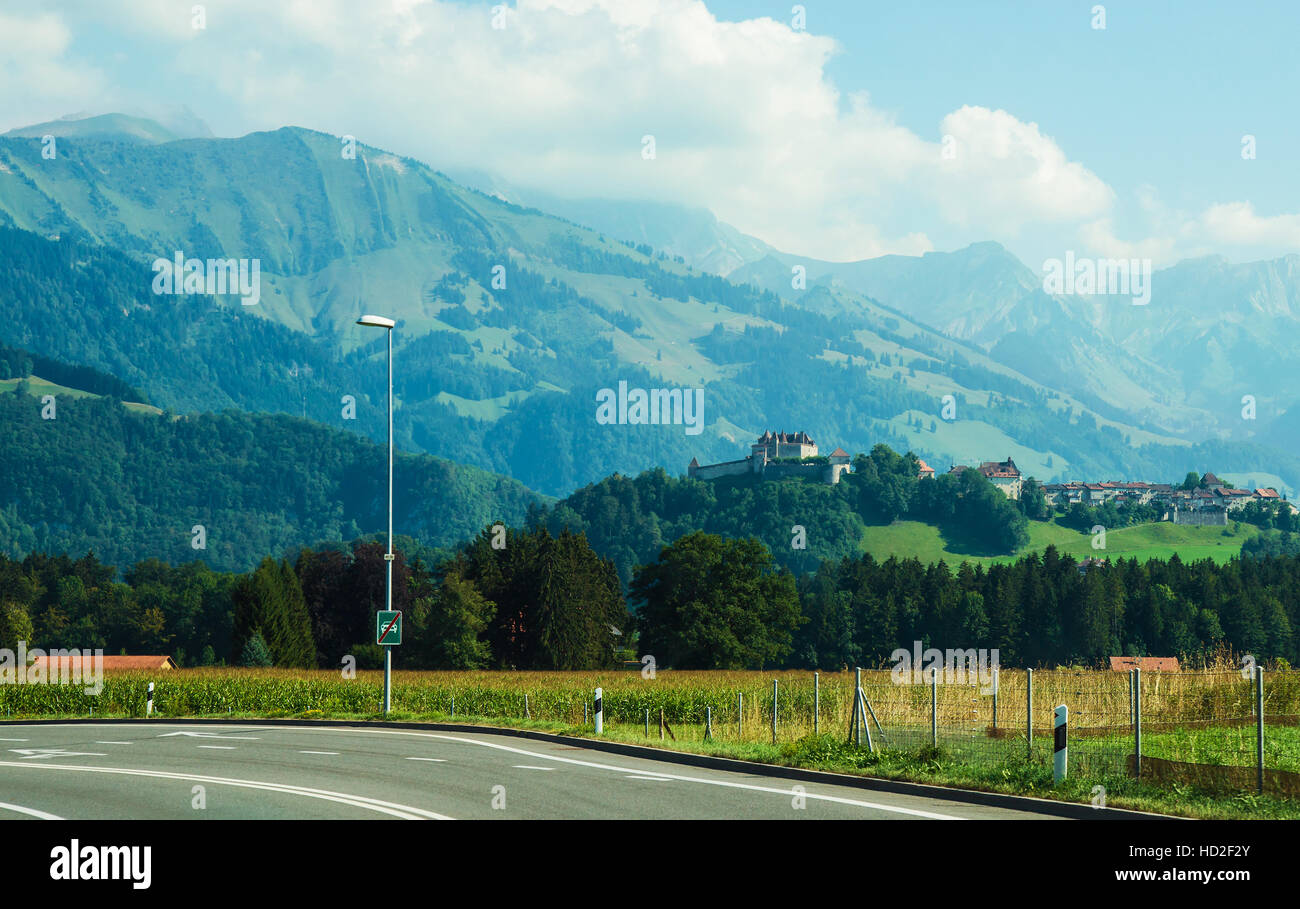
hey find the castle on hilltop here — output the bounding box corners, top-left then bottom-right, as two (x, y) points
(689, 431), (852, 485)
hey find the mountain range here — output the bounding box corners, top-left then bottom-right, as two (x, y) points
(1, 112), (1298, 505)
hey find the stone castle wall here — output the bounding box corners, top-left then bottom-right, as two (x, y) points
(689, 458), (754, 481)
(1170, 507), (1228, 526)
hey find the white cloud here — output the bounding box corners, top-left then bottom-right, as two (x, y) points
(932, 106), (1114, 229)
(1199, 202), (1300, 249)
(17, 0), (1296, 267)
(0, 11), (108, 132)
(1078, 198), (1300, 267)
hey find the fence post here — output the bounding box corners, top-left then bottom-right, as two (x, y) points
(858, 687), (875, 753)
(1134, 667), (1142, 778)
(854, 667), (862, 748)
(1256, 664), (1265, 795)
(706, 705), (712, 741)
(1053, 704), (1068, 784)
(930, 667), (938, 750)
(1128, 669), (1135, 728)
(992, 667), (999, 730)
(1026, 668), (1033, 759)
(594, 687), (603, 735)
(814, 671), (820, 736)
(772, 679), (778, 744)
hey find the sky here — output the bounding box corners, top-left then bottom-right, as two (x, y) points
(2, 0), (1298, 268)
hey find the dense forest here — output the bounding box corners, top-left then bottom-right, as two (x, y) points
(2, 522), (1295, 670)
(0, 390), (540, 572)
(0, 529), (629, 672)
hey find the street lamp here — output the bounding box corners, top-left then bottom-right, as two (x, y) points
(356, 314), (396, 714)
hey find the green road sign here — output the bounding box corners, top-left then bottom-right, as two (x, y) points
(376, 610), (402, 646)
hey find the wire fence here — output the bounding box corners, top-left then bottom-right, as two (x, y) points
(3, 665), (1296, 796)
(561, 667), (1300, 797)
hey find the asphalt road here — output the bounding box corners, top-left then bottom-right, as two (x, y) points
(0, 723), (1065, 820)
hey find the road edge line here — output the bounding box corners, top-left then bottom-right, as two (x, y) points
(0, 717), (1179, 820)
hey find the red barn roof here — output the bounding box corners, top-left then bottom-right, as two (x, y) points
(32, 654), (178, 671)
(1109, 656), (1180, 672)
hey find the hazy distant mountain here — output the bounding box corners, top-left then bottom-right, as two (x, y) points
(1, 114), (1296, 494)
(2, 112), (188, 145)
(445, 168), (775, 276)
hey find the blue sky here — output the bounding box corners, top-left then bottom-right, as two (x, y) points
(719, 0), (1297, 216)
(2, 0), (1297, 268)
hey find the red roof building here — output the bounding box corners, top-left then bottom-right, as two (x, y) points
(1109, 656), (1180, 672)
(32, 654), (178, 671)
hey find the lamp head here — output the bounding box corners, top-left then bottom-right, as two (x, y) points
(356, 314), (396, 328)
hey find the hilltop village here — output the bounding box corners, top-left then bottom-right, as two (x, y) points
(691, 435), (1292, 527)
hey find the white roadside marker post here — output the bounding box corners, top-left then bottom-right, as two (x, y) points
(594, 687), (603, 735)
(1053, 704), (1068, 784)
(147, 682), (154, 717)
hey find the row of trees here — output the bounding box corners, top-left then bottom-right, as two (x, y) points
(0, 528), (629, 671)
(4, 523), (1296, 672)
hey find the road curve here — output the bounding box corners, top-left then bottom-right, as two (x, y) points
(0, 722), (1067, 820)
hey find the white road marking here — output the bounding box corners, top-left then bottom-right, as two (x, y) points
(9, 748), (107, 760)
(197, 745), (235, 750)
(299, 751), (339, 755)
(0, 761), (453, 819)
(405, 757), (447, 762)
(625, 775), (672, 781)
(512, 765), (555, 771)
(0, 737), (29, 742)
(1, 724), (971, 819)
(300, 728), (964, 820)
(159, 731), (260, 740)
(95, 741), (133, 745)
(0, 800), (63, 820)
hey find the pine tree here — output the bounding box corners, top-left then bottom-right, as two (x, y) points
(240, 630), (273, 667)
(277, 559), (317, 668)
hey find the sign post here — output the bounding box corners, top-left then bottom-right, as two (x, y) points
(376, 610), (402, 714)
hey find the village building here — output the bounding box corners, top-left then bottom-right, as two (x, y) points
(978, 457), (1022, 499)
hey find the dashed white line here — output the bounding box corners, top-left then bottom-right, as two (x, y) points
(625, 775), (672, 781)
(299, 751), (339, 755)
(95, 741), (133, 745)
(0, 800), (63, 820)
(197, 745), (236, 750)
(405, 757), (447, 762)
(0, 738), (29, 742)
(512, 764), (555, 771)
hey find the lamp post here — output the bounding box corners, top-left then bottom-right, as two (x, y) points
(356, 314), (396, 714)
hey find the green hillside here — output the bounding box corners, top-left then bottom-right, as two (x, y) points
(0, 384), (544, 573)
(859, 519), (1260, 567)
